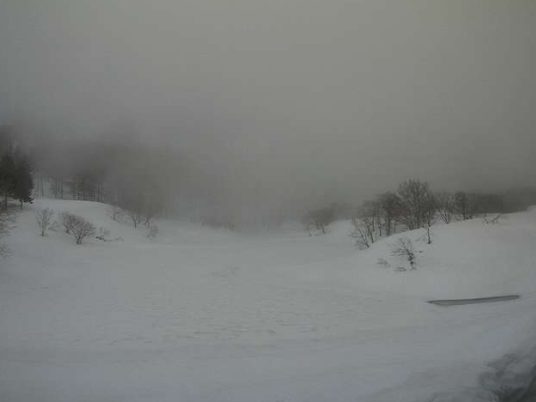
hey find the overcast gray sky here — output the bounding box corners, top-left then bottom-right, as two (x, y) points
(1, 0), (535, 215)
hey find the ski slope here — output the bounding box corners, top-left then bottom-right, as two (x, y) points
(1, 199), (536, 402)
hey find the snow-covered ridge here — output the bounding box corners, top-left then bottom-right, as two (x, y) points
(1, 198), (535, 402)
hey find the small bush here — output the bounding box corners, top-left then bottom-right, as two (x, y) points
(107, 205), (124, 222)
(350, 217), (377, 249)
(305, 206), (335, 234)
(69, 215), (96, 244)
(60, 212), (77, 234)
(390, 237), (416, 270)
(96, 227), (111, 241)
(483, 214), (502, 224)
(36, 208), (54, 236)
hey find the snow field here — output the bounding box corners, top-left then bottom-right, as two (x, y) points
(1, 199), (536, 401)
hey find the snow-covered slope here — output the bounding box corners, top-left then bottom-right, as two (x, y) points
(1, 198), (536, 402)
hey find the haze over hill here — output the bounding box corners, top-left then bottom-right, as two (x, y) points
(1, 0), (535, 223)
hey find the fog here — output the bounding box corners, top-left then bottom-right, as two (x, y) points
(1, 0), (535, 223)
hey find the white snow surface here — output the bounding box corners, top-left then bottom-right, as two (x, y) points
(1, 199), (536, 402)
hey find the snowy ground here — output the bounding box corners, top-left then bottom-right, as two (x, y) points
(1, 199), (536, 402)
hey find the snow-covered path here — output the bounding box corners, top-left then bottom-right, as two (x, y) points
(1, 199), (536, 401)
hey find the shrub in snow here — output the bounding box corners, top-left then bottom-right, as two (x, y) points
(96, 227), (111, 241)
(36, 208), (54, 236)
(60, 212), (77, 234)
(69, 214), (96, 244)
(107, 205), (124, 222)
(95, 227), (123, 242)
(436, 191), (454, 224)
(305, 206), (335, 234)
(126, 208), (143, 229)
(483, 214), (502, 224)
(390, 237), (416, 270)
(350, 217), (376, 249)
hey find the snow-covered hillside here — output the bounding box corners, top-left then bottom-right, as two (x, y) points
(1, 198), (536, 402)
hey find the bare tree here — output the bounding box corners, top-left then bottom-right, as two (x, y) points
(119, 190), (161, 229)
(422, 193), (437, 244)
(350, 218), (371, 249)
(377, 192), (402, 236)
(350, 216), (377, 249)
(60, 212), (76, 234)
(126, 208), (143, 229)
(483, 213), (502, 224)
(143, 212), (154, 227)
(397, 180), (433, 230)
(69, 215), (96, 244)
(436, 192), (454, 224)
(359, 200), (382, 236)
(390, 237), (416, 269)
(36, 208), (54, 236)
(306, 206), (335, 234)
(453, 191), (475, 220)
(107, 205), (124, 222)
(143, 203), (162, 227)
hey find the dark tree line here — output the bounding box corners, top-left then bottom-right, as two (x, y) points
(1, 125), (185, 231)
(0, 134), (34, 211)
(347, 179), (532, 248)
(0, 127), (34, 259)
(302, 178), (528, 244)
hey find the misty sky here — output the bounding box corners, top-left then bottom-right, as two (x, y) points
(0, 0), (535, 214)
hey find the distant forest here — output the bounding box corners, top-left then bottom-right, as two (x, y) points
(1, 124), (536, 232)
